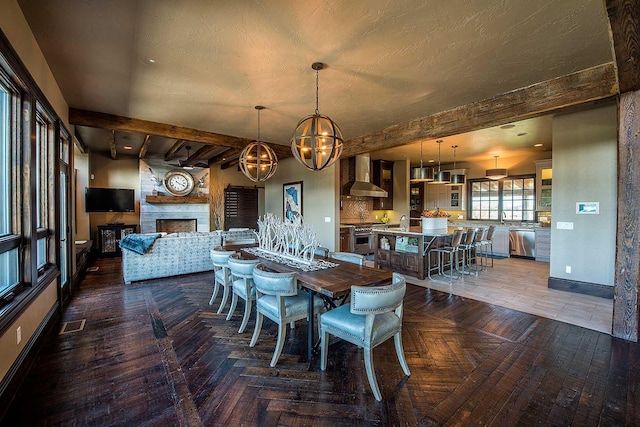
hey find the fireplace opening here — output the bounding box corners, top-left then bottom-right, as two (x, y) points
(156, 219), (197, 233)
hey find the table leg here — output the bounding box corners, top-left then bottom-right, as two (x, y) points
(307, 289), (314, 361)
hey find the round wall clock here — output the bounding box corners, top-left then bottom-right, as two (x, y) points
(164, 169), (195, 196)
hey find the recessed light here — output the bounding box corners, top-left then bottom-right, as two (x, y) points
(428, 159), (435, 163)
(123, 146), (132, 150)
(518, 132), (527, 136)
(534, 143), (543, 147)
(500, 124), (516, 129)
(148, 59), (156, 64)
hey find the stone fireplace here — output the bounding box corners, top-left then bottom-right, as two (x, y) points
(156, 219), (197, 233)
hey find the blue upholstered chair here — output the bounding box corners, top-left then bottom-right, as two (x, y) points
(320, 272), (410, 401)
(249, 263), (324, 367)
(328, 251), (365, 266)
(226, 253), (260, 333)
(209, 248), (236, 313)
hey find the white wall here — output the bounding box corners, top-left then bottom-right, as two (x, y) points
(265, 157), (339, 251)
(550, 105), (617, 286)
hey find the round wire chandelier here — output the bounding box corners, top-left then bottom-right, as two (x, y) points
(291, 62), (343, 171)
(238, 106), (278, 182)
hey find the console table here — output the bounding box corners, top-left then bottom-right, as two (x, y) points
(97, 224), (137, 257)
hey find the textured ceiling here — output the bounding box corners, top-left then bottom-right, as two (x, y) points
(17, 0), (613, 163)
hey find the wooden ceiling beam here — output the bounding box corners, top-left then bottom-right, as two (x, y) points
(164, 140), (186, 161)
(605, 0), (640, 93)
(342, 63), (619, 157)
(110, 130), (117, 160)
(139, 134), (151, 159)
(190, 144), (219, 161)
(208, 147), (240, 165)
(68, 108), (291, 158)
(220, 158), (239, 170)
(73, 129), (87, 154)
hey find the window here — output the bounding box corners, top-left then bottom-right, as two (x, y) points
(470, 176), (536, 222)
(35, 108), (54, 272)
(224, 186), (258, 229)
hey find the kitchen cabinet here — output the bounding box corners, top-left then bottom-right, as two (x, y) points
(97, 224), (137, 257)
(425, 182), (465, 211)
(410, 183), (424, 211)
(340, 226), (354, 252)
(534, 159), (552, 211)
(372, 160), (393, 210)
(535, 228), (550, 262)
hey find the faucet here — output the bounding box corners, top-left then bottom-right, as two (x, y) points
(501, 212), (506, 225)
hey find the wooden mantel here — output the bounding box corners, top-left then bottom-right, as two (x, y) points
(145, 195), (209, 204)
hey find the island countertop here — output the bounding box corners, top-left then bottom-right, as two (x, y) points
(374, 226), (461, 236)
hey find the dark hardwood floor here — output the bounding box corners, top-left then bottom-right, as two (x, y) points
(2, 257), (639, 426)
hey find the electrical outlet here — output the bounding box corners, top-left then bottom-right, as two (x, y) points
(565, 266), (572, 274)
(16, 326), (21, 345)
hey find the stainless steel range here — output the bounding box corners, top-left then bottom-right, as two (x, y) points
(353, 224), (375, 255)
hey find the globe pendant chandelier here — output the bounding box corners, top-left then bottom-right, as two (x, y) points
(291, 62), (344, 171)
(238, 106), (278, 182)
(445, 145), (465, 185)
(429, 139), (450, 184)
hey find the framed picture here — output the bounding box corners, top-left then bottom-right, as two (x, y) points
(576, 202), (599, 215)
(283, 181), (303, 223)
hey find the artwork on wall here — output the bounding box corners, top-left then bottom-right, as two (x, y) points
(283, 181), (303, 224)
(576, 202), (599, 214)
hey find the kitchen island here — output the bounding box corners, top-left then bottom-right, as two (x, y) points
(373, 226), (458, 279)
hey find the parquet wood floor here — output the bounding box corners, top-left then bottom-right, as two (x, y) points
(2, 257), (638, 426)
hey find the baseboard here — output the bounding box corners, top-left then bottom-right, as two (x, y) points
(0, 304), (60, 421)
(548, 277), (614, 299)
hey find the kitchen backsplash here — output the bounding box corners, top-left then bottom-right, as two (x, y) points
(341, 198), (373, 223)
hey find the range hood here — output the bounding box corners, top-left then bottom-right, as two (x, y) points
(348, 154), (388, 198)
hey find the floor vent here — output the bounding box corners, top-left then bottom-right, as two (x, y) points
(87, 267), (99, 272)
(59, 319), (86, 335)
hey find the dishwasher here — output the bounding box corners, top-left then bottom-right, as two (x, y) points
(509, 229), (536, 259)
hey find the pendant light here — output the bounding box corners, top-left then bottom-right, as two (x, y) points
(446, 145), (465, 186)
(238, 106), (278, 182)
(291, 62), (343, 171)
(429, 139), (450, 184)
(486, 155), (508, 180)
(410, 140), (434, 182)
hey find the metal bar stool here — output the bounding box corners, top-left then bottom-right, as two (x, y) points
(428, 229), (464, 283)
(458, 228), (478, 276)
(480, 225), (496, 268)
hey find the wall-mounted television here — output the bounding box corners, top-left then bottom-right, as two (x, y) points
(85, 188), (135, 212)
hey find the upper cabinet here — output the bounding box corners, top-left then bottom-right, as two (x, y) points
(534, 159), (552, 211)
(372, 160), (393, 210)
(425, 183), (465, 211)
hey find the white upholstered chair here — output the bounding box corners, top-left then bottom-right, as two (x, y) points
(249, 263), (324, 367)
(226, 253), (260, 333)
(328, 251), (365, 266)
(209, 248), (236, 313)
(320, 272), (410, 401)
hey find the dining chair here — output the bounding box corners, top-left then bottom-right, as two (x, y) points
(250, 263), (324, 367)
(226, 253), (260, 333)
(428, 229), (464, 283)
(320, 272), (410, 401)
(209, 248), (237, 313)
(328, 251), (365, 266)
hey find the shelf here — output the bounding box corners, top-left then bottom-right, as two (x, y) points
(145, 195), (209, 204)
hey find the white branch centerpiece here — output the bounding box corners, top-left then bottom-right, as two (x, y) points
(247, 213), (336, 271)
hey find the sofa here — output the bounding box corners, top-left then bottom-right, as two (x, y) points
(121, 230), (257, 284)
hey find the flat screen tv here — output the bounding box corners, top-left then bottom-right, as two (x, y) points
(85, 188), (135, 212)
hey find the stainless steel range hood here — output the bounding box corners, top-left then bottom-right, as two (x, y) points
(349, 154), (388, 197)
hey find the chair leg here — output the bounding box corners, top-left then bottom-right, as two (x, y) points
(249, 312), (263, 347)
(217, 285), (230, 314)
(320, 330), (329, 371)
(208, 281), (219, 305)
(226, 292), (238, 321)
(270, 322), (287, 367)
(364, 348), (382, 401)
(394, 332), (411, 376)
(238, 297), (252, 333)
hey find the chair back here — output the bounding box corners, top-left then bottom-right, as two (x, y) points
(329, 251), (365, 266)
(227, 253), (260, 278)
(350, 273), (406, 315)
(450, 229), (464, 248)
(462, 228), (476, 246)
(485, 225), (496, 241)
(474, 227), (486, 243)
(210, 248), (236, 268)
(252, 263), (298, 297)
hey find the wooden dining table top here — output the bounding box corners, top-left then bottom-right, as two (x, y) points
(237, 248), (393, 298)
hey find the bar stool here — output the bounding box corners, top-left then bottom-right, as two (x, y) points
(458, 228), (478, 276)
(472, 227), (487, 271)
(428, 229), (464, 283)
(480, 225), (496, 268)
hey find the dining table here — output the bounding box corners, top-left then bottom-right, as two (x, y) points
(237, 247), (393, 361)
